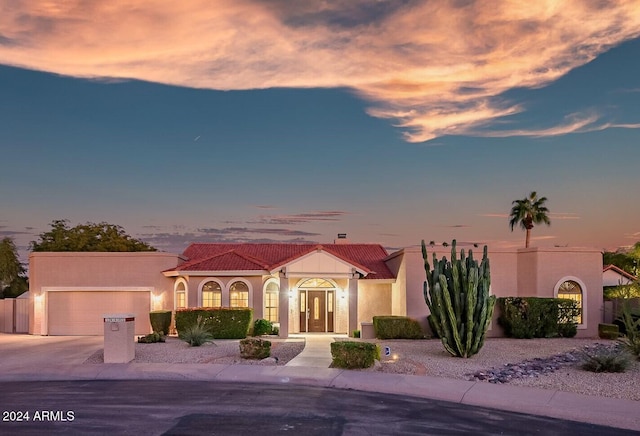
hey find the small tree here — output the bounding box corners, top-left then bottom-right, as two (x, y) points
(31, 220), (156, 252)
(422, 240), (496, 358)
(0, 237), (27, 298)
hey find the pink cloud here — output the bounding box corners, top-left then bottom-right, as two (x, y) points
(1, 1), (639, 141)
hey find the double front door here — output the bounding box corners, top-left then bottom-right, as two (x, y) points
(299, 290), (334, 332)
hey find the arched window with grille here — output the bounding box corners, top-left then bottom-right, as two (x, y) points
(557, 280), (583, 324)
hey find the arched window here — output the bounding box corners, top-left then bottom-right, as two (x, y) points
(202, 281), (222, 308)
(264, 281), (279, 322)
(175, 281), (187, 309)
(229, 281), (249, 308)
(557, 280), (583, 324)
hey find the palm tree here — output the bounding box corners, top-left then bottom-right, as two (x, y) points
(509, 191), (551, 248)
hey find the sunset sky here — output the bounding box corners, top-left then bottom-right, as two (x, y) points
(1, 1), (640, 262)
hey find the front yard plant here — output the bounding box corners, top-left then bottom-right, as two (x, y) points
(331, 341), (379, 369)
(581, 345), (631, 373)
(181, 315), (213, 347)
(372, 316), (424, 339)
(176, 307), (253, 339)
(498, 297), (579, 339)
(239, 338), (271, 359)
(253, 318), (274, 336)
(149, 310), (172, 335)
(422, 239), (495, 358)
(618, 301), (640, 359)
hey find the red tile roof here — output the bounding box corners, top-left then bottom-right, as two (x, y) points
(172, 243), (395, 279)
(603, 264), (637, 281)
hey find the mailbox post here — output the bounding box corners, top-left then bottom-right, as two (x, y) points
(103, 314), (135, 363)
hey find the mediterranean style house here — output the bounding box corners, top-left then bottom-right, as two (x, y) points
(27, 237), (604, 338)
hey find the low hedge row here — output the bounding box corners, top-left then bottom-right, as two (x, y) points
(497, 297), (580, 339)
(372, 316), (424, 339)
(330, 341), (379, 369)
(175, 308), (253, 339)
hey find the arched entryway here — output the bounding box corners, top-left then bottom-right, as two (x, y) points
(296, 278), (337, 333)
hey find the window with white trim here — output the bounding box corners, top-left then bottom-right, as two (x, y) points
(264, 281), (279, 322)
(175, 282), (186, 309)
(557, 280), (583, 324)
(202, 281), (222, 308)
(230, 281), (249, 308)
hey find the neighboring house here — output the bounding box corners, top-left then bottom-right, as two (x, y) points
(28, 238), (603, 338)
(603, 264), (637, 287)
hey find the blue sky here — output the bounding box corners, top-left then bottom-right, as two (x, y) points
(1, 1), (640, 262)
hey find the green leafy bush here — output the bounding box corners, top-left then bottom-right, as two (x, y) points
(253, 319), (273, 336)
(497, 297), (579, 339)
(176, 308), (253, 339)
(181, 315), (213, 346)
(330, 341), (379, 369)
(137, 331), (166, 343)
(598, 323), (619, 340)
(372, 316), (424, 339)
(239, 338), (271, 359)
(581, 346), (631, 373)
(618, 302), (640, 359)
(352, 330), (361, 338)
(149, 310), (172, 335)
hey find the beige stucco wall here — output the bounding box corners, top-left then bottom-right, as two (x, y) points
(357, 281), (392, 330)
(29, 252), (182, 335)
(386, 251), (407, 316)
(395, 244), (603, 338)
(522, 247), (603, 338)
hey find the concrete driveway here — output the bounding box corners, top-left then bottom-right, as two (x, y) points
(0, 333), (103, 367)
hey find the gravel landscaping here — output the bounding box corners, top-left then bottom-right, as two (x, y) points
(367, 338), (640, 401)
(84, 336), (305, 365)
(84, 336), (639, 402)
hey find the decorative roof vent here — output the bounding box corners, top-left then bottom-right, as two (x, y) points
(334, 233), (349, 244)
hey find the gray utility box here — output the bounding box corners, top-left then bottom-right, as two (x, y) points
(103, 314), (135, 363)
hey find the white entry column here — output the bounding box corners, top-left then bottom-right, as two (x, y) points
(348, 276), (358, 335)
(278, 274), (289, 338)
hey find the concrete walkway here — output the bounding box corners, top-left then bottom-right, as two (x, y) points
(285, 333), (343, 367)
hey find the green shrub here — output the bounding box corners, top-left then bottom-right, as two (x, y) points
(149, 310), (172, 335)
(372, 316), (424, 339)
(497, 297), (579, 339)
(239, 338), (271, 359)
(181, 315), (213, 347)
(137, 331), (166, 343)
(618, 302), (640, 359)
(253, 319), (273, 336)
(581, 346), (631, 373)
(330, 341), (379, 369)
(176, 308), (253, 339)
(352, 330), (361, 338)
(598, 323), (619, 340)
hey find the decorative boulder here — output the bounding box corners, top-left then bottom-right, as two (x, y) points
(239, 338), (271, 359)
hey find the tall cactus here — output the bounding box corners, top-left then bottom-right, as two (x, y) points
(422, 239), (496, 358)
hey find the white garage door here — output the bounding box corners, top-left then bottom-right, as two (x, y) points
(48, 291), (151, 335)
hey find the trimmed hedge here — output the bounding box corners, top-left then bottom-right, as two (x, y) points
(497, 297), (580, 339)
(240, 338), (271, 359)
(372, 316), (424, 339)
(176, 308), (253, 339)
(150, 310), (172, 335)
(331, 341), (380, 369)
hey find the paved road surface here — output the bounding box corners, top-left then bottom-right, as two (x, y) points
(0, 380), (633, 435)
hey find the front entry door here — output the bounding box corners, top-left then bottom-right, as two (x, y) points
(307, 291), (326, 332)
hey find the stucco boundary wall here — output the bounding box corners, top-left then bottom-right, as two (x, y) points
(29, 252), (183, 336)
(388, 245), (603, 338)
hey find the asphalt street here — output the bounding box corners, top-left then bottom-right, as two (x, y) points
(0, 380), (634, 435)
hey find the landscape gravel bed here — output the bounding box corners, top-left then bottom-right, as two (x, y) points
(84, 336), (305, 365)
(84, 336), (639, 401)
(367, 338), (640, 401)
